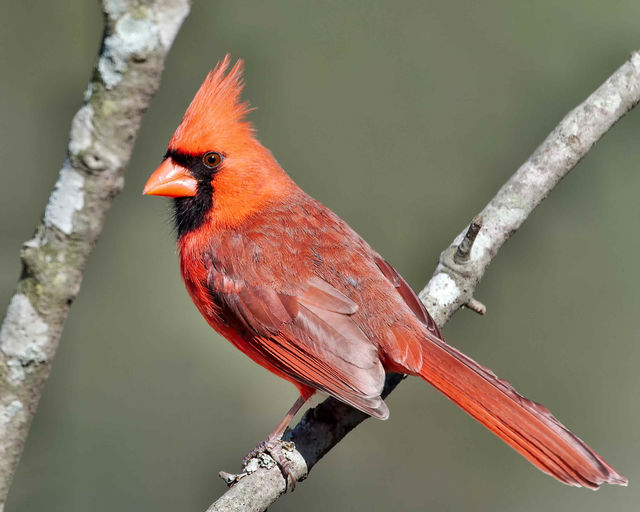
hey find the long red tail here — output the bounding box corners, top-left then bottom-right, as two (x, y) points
(416, 334), (627, 489)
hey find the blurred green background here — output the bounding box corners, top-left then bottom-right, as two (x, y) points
(1, 1), (639, 511)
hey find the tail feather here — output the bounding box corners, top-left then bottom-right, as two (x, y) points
(415, 334), (627, 489)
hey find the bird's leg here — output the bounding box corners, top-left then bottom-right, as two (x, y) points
(242, 394), (308, 489)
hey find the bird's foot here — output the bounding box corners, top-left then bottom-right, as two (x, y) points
(242, 438), (297, 490)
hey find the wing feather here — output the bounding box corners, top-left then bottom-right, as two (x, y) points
(212, 274), (388, 419)
(374, 255), (442, 338)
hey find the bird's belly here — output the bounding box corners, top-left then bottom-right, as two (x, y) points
(181, 267), (315, 398)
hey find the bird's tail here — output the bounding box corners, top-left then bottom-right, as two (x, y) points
(415, 333), (627, 489)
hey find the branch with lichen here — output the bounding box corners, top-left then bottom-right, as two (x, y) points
(208, 50), (640, 512)
(0, 1), (191, 508)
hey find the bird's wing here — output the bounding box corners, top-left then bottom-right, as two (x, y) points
(372, 254), (442, 339)
(212, 274), (389, 419)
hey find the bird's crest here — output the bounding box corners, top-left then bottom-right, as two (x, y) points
(169, 55), (254, 154)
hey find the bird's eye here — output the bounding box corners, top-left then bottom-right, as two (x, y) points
(203, 151), (223, 168)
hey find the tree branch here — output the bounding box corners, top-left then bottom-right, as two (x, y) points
(207, 50), (640, 512)
(0, 1), (191, 508)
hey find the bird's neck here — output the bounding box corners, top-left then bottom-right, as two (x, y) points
(211, 162), (296, 229)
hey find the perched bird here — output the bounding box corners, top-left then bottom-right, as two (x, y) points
(143, 55), (627, 489)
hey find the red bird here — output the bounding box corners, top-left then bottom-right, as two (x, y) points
(143, 56), (626, 489)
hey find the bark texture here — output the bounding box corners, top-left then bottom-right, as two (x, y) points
(0, 1), (191, 508)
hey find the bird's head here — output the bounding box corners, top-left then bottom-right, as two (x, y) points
(143, 55), (294, 236)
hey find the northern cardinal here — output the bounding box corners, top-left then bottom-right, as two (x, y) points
(143, 55), (626, 489)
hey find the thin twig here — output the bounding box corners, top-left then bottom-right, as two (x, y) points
(454, 217), (482, 264)
(206, 50), (640, 512)
(0, 1), (191, 507)
(464, 297), (487, 316)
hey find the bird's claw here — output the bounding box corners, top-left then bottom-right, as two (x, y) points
(242, 438), (297, 490)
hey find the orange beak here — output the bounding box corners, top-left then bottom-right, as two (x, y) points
(143, 158), (198, 197)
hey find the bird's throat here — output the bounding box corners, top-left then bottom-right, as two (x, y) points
(173, 180), (213, 237)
